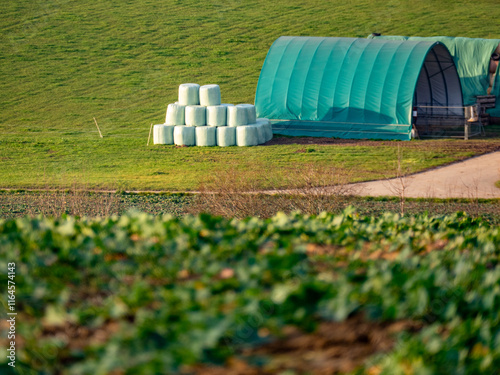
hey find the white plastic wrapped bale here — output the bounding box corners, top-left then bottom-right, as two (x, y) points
(165, 103), (185, 125)
(267, 125), (273, 142)
(199, 84), (221, 106)
(227, 105), (248, 127)
(257, 118), (273, 142)
(237, 104), (257, 124)
(256, 118), (270, 126)
(185, 105), (206, 126)
(174, 126), (196, 146)
(178, 83), (200, 106)
(252, 124), (266, 145)
(216, 126), (236, 147)
(206, 105), (227, 126)
(195, 126), (217, 146)
(153, 124), (174, 145)
(236, 125), (259, 147)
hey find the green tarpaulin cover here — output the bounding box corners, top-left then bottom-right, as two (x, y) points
(369, 35), (500, 116)
(255, 36), (461, 140)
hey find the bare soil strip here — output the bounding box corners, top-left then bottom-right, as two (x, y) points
(183, 315), (422, 375)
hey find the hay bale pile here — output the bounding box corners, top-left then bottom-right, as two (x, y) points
(153, 84), (273, 147)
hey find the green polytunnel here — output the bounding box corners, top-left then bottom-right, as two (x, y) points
(368, 35), (500, 116)
(255, 36), (463, 140)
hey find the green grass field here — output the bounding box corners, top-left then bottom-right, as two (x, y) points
(2, 134), (498, 190)
(1, 0), (500, 191)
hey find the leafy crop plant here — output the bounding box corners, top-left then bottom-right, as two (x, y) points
(0, 209), (499, 374)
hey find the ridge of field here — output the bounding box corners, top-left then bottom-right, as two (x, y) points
(1, 0), (500, 190)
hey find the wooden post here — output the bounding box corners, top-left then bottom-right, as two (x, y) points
(464, 122), (469, 140)
(147, 123), (153, 146)
(93, 117), (103, 138)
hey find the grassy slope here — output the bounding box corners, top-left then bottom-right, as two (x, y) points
(1, 0), (500, 190)
(2, 137), (494, 190)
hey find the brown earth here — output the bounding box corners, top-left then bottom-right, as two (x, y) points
(183, 315), (422, 375)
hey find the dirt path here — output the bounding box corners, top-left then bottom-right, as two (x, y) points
(346, 151), (500, 199)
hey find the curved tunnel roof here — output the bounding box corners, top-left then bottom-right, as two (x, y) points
(255, 36), (462, 140)
(369, 35), (500, 116)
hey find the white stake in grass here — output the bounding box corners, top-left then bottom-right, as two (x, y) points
(147, 123), (153, 146)
(93, 117), (103, 138)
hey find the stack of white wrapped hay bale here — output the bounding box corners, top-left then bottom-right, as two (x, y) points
(153, 83), (273, 147)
